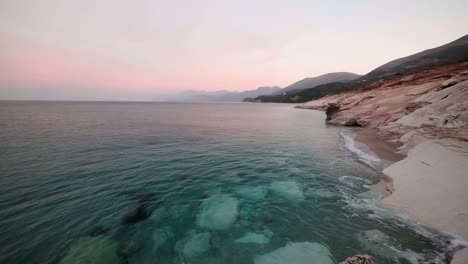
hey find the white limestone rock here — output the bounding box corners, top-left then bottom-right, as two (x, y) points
(152, 227), (174, 248)
(271, 181), (305, 201)
(150, 206), (168, 222)
(235, 186), (267, 200)
(235, 232), (270, 244)
(254, 242), (333, 264)
(181, 232), (211, 258)
(196, 195), (239, 230)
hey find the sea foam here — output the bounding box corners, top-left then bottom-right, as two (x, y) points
(339, 131), (380, 169)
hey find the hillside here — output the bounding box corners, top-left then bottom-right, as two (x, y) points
(250, 34), (468, 103)
(298, 61), (468, 143)
(217, 86), (281, 101)
(279, 72), (361, 94)
(157, 86), (281, 102)
(297, 62), (468, 256)
(360, 34), (468, 82)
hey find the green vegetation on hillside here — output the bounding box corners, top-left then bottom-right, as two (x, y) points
(246, 34), (468, 103)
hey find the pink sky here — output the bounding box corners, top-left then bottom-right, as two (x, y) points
(1, 0), (467, 100)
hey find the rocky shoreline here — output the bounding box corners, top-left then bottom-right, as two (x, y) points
(297, 62), (468, 152)
(298, 62), (468, 263)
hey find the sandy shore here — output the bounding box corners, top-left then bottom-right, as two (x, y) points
(354, 129), (406, 166)
(383, 139), (468, 263)
(353, 129), (405, 198)
(298, 61), (468, 263)
(383, 139), (468, 238)
(355, 130), (468, 262)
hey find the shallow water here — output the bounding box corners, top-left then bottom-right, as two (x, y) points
(0, 101), (460, 263)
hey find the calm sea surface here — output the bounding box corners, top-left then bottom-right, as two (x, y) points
(0, 101), (459, 264)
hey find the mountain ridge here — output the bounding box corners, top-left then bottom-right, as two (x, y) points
(249, 34), (468, 103)
(279, 72), (361, 94)
(156, 86), (281, 102)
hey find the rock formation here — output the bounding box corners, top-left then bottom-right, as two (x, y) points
(298, 62), (468, 155)
(299, 61), (468, 263)
(340, 255), (375, 264)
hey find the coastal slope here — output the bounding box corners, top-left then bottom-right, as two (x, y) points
(298, 61), (468, 262)
(245, 72), (361, 102)
(255, 34), (468, 103)
(278, 72), (361, 94)
(298, 62), (468, 154)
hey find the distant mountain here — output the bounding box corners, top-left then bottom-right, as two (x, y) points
(279, 72), (361, 94)
(156, 86), (281, 102)
(252, 34), (468, 103)
(155, 90), (230, 102)
(217, 86), (281, 101)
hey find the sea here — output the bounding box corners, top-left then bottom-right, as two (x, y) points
(0, 101), (464, 264)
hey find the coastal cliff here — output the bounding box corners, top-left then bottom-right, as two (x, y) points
(298, 61), (468, 263)
(298, 62), (468, 155)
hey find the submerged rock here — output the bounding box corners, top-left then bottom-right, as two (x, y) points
(149, 206), (168, 222)
(169, 204), (191, 220)
(60, 236), (119, 264)
(271, 181), (305, 201)
(239, 204), (268, 225)
(121, 204), (150, 225)
(263, 229), (274, 239)
(121, 192), (160, 225)
(196, 195), (239, 230)
(181, 232), (211, 258)
(235, 232), (270, 244)
(235, 186), (267, 200)
(254, 242), (333, 264)
(152, 227), (174, 248)
(340, 255), (375, 264)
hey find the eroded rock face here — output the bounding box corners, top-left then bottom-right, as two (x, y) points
(325, 103), (340, 121)
(299, 62), (468, 154)
(340, 255), (375, 264)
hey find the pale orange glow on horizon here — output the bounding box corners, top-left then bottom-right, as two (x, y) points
(1, 0), (467, 100)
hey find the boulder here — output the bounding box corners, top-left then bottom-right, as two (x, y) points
(180, 231), (211, 258)
(340, 255), (375, 264)
(270, 181), (305, 201)
(235, 186), (267, 200)
(196, 195), (239, 230)
(326, 103), (340, 121)
(235, 232), (270, 244)
(152, 227), (174, 248)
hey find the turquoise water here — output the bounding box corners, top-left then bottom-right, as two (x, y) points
(0, 101), (460, 264)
